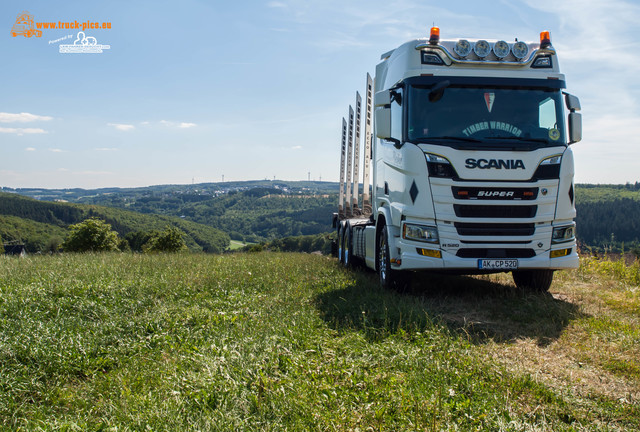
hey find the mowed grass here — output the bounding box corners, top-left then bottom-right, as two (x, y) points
(0, 253), (638, 431)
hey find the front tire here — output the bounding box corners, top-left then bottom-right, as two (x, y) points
(512, 269), (554, 292)
(377, 225), (411, 291)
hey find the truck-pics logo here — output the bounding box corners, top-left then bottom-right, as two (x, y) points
(59, 31), (110, 53)
(465, 158), (526, 169)
(10, 12), (41, 37)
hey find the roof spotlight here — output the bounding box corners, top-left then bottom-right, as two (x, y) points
(512, 41), (529, 59)
(454, 39), (472, 57)
(473, 40), (491, 58)
(493, 40), (510, 58)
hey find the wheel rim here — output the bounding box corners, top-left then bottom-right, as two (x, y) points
(378, 232), (387, 283)
(344, 231), (350, 266)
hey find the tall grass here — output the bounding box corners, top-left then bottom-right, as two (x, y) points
(0, 253), (637, 431)
(578, 255), (640, 286)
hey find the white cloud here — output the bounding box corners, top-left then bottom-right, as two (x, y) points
(25, 147), (36, 151)
(267, 1), (287, 8)
(0, 127), (47, 135)
(0, 112), (53, 123)
(291, 145), (302, 149)
(49, 148), (65, 153)
(108, 123), (135, 131)
(158, 120), (197, 129)
(76, 170), (114, 175)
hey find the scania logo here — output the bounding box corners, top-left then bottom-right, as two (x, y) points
(465, 158), (525, 169)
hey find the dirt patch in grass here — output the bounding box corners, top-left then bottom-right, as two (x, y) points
(481, 285), (640, 407)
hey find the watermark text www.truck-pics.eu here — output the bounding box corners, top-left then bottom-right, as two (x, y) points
(10, 11), (111, 38)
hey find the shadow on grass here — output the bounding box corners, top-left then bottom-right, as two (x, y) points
(315, 268), (585, 347)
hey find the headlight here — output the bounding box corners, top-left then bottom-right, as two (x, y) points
(403, 223), (439, 243)
(552, 225), (575, 244)
(540, 155), (562, 165)
(425, 153), (457, 179)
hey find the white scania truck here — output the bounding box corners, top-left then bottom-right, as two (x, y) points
(333, 28), (582, 292)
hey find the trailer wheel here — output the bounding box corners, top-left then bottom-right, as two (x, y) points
(342, 224), (353, 268)
(337, 223), (345, 264)
(377, 225), (410, 291)
(512, 269), (554, 292)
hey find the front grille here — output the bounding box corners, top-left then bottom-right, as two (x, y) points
(454, 223), (535, 236)
(453, 205), (537, 218)
(456, 248), (536, 258)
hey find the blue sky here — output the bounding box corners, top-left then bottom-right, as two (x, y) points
(1, 0), (639, 188)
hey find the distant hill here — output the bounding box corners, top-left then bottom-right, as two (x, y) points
(3, 181), (640, 254)
(2, 181), (341, 243)
(0, 192), (229, 253)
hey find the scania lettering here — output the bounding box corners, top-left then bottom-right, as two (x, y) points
(465, 159), (526, 170)
(333, 27), (581, 292)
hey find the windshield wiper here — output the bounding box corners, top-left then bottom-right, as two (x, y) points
(482, 136), (549, 144)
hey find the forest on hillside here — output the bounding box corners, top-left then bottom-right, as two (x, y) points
(0, 193), (229, 253)
(2, 182), (640, 254)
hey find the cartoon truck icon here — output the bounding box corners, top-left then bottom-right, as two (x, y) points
(11, 12), (42, 38)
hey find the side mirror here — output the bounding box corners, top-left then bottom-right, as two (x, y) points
(374, 90), (391, 107)
(565, 94), (581, 112)
(375, 107), (391, 140)
(564, 93), (582, 144)
(568, 112), (582, 144)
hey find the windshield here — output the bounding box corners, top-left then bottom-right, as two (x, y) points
(407, 84), (566, 147)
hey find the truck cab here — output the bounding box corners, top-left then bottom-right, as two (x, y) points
(336, 28), (582, 292)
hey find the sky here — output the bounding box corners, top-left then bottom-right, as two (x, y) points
(1, 0), (639, 189)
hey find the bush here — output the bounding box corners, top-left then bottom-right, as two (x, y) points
(62, 218), (120, 252)
(142, 226), (187, 253)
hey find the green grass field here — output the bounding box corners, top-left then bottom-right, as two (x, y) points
(0, 253), (638, 431)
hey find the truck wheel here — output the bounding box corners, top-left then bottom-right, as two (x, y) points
(377, 226), (411, 291)
(342, 225), (353, 268)
(338, 224), (345, 264)
(512, 269), (554, 292)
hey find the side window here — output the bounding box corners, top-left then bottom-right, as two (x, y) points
(390, 88), (403, 142)
(539, 97), (556, 129)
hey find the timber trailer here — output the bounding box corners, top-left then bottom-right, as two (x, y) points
(332, 27), (582, 292)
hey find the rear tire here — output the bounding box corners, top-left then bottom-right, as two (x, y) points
(342, 224), (353, 268)
(377, 225), (411, 291)
(337, 224), (344, 264)
(512, 269), (554, 292)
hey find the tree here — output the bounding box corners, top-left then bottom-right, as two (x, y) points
(62, 218), (120, 252)
(142, 226), (187, 253)
(46, 236), (63, 253)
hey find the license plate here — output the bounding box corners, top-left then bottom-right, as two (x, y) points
(478, 259), (518, 270)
